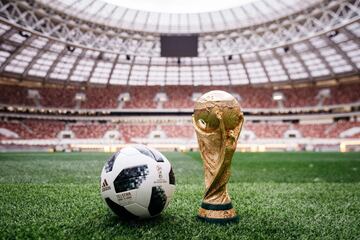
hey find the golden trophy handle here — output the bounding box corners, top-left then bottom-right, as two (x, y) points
(193, 91), (244, 224)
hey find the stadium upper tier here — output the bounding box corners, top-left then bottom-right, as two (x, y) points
(0, 0), (358, 85)
(0, 83), (359, 109)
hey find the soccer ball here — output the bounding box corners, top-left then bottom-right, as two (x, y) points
(100, 145), (175, 220)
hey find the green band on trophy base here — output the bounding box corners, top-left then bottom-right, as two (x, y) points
(197, 215), (239, 224)
(197, 202), (239, 224)
(201, 202), (233, 211)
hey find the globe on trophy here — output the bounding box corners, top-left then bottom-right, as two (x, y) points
(193, 90), (244, 224)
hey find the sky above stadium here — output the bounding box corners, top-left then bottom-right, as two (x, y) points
(102, 0), (257, 13)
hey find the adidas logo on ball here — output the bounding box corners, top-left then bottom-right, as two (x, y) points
(101, 179), (111, 192)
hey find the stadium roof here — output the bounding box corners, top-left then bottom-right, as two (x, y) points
(38, 0), (321, 33)
(0, 0), (358, 86)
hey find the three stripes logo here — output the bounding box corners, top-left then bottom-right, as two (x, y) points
(101, 179), (111, 192)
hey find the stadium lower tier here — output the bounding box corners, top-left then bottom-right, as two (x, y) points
(1, 83), (360, 109)
(1, 118), (359, 141)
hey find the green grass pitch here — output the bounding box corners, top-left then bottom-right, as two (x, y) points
(0, 151), (359, 239)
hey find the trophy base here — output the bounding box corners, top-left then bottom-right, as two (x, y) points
(197, 202), (239, 224)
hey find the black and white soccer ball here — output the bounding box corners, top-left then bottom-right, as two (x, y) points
(100, 145), (175, 220)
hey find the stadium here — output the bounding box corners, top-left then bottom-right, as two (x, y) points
(0, 0), (359, 238)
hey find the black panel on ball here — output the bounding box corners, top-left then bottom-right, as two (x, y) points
(134, 145), (164, 162)
(105, 198), (138, 220)
(169, 167), (175, 185)
(104, 152), (118, 173)
(148, 186), (167, 216)
(113, 165), (149, 193)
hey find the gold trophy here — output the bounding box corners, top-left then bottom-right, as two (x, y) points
(193, 90), (244, 224)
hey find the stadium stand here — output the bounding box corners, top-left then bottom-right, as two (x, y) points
(293, 124), (331, 138)
(1, 83), (359, 109)
(244, 123), (291, 138)
(1, 118), (360, 141)
(0, 119), (64, 139)
(163, 86), (194, 109)
(81, 87), (123, 109)
(123, 87), (159, 109)
(119, 124), (157, 142)
(39, 88), (77, 108)
(161, 125), (194, 138)
(0, 85), (35, 106)
(68, 122), (114, 139)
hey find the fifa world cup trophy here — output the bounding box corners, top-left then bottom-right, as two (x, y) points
(193, 90), (244, 224)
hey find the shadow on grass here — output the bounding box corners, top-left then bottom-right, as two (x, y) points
(90, 210), (308, 240)
(106, 212), (167, 227)
(70, 209), (191, 239)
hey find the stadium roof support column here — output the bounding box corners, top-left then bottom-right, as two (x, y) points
(197, 13), (203, 32)
(92, 2), (108, 19)
(155, 11), (161, 32)
(103, 5), (118, 22)
(177, 14), (181, 33)
(291, 48), (314, 82)
(86, 55), (101, 85)
(168, 14), (173, 32)
(116, 8), (129, 28)
(44, 45), (68, 83)
(321, 35), (359, 74)
(268, 9), (294, 84)
(144, 12), (151, 29)
(341, 28), (360, 72)
(252, 2), (267, 18)
(208, 12), (216, 30)
(67, 0), (83, 8)
(219, 11), (229, 29)
(145, 57), (152, 85)
(262, 0), (282, 16)
(74, 0), (97, 15)
(240, 5), (253, 27)
(64, 49), (86, 86)
(229, 8), (240, 24)
(0, 29), (17, 44)
(271, 49), (292, 82)
(305, 40), (335, 78)
(222, 56), (232, 85)
(239, 6), (255, 84)
(190, 58), (195, 86)
(164, 57), (169, 85)
(22, 40), (53, 78)
(126, 56), (136, 85)
(342, 27), (360, 43)
(0, 35), (36, 72)
(277, 0), (298, 12)
(106, 54), (120, 86)
(186, 14), (191, 32)
(130, 11), (140, 30)
(206, 57), (213, 85)
(177, 61), (180, 85)
(255, 52), (272, 84)
(239, 54), (251, 84)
